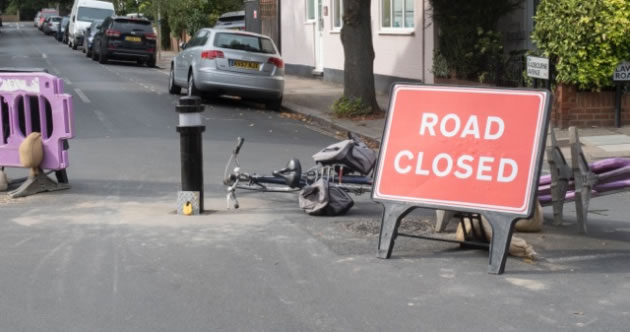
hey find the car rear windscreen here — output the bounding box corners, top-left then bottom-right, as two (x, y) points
(114, 19), (153, 33)
(218, 15), (244, 23)
(77, 7), (114, 21)
(213, 33), (275, 54)
(51, 17), (62, 22)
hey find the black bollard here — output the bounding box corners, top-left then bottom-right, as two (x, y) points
(176, 96), (205, 212)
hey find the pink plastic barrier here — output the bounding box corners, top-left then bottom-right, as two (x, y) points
(0, 72), (74, 170)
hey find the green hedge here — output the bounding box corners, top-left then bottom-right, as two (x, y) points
(532, 0), (630, 90)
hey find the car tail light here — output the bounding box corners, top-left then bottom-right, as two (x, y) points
(145, 33), (156, 41)
(201, 50), (224, 60)
(268, 57), (284, 69)
(106, 29), (120, 37)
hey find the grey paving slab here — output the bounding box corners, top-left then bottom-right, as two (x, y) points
(581, 134), (630, 146)
(598, 144), (630, 152)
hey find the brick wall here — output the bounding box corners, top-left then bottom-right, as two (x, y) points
(1, 15), (20, 22)
(552, 83), (630, 128)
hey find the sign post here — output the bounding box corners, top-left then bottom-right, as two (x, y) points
(613, 62), (630, 128)
(373, 85), (551, 274)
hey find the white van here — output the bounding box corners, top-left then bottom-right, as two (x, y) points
(68, 0), (115, 50)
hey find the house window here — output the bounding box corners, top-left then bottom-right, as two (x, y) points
(332, 0), (343, 31)
(306, 0), (316, 22)
(381, 0), (414, 29)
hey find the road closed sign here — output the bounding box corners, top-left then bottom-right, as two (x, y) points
(373, 85), (550, 217)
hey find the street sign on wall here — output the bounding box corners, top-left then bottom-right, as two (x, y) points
(526, 56), (550, 80)
(373, 85), (550, 217)
(614, 62), (630, 82)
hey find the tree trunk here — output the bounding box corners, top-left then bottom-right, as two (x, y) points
(340, 0), (379, 112)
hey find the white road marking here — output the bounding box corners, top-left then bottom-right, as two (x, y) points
(74, 88), (91, 104)
(42, 53), (48, 59)
(51, 67), (61, 75)
(16, 22), (20, 30)
(505, 277), (547, 291)
(64, 78), (73, 85)
(546, 253), (630, 263)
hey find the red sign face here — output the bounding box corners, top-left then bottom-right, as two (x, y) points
(373, 85), (549, 216)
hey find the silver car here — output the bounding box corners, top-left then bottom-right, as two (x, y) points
(169, 29), (284, 110)
(43, 16), (62, 35)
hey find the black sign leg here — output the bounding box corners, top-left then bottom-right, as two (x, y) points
(377, 203), (415, 259)
(55, 170), (69, 184)
(615, 83), (622, 128)
(484, 212), (517, 274)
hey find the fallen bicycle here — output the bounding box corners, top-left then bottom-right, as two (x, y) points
(223, 134), (375, 215)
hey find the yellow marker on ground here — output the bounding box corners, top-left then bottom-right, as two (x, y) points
(183, 201), (193, 216)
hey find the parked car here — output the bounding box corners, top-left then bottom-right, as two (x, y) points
(213, 11), (245, 30)
(68, 0), (115, 50)
(56, 16), (70, 42)
(43, 16), (62, 35)
(169, 29), (284, 110)
(34, 11), (41, 27)
(82, 19), (103, 57)
(92, 16), (156, 67)
(62, 18), (71, 43)
(37, 9), (59, 30)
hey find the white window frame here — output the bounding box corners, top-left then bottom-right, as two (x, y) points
(306, 0), (316, 23)
(379, 0), (415, 34)
(331, 0), (343, 32)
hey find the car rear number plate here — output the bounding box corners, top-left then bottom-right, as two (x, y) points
(125, 36), (142, 42)
(232, 60), (259, 70)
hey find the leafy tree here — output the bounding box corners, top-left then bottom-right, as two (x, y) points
(160, 0), (241, 42)
(532, 0), (630, 90)
(429, 0), (520, 81)
(7, 0), (72, 19)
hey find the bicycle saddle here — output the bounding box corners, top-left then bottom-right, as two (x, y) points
(273, 158), (302, 188)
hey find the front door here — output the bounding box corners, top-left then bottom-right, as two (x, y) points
(314, 0), (324, 73)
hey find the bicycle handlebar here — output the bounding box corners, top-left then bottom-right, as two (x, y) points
(234, 137), (245, 155)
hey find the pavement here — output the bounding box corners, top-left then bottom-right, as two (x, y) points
(157, 50), (630, 161)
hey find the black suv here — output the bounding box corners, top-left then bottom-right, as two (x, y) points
(92, 16), (156, 67)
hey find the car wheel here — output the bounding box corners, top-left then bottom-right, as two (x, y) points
(86, 49), (91, 58)
(147, 58), (156, 68)
(72, 40), (78, 50)
(168, 66), (181, 95)
(187, 72), (200, 97)
(265, 97), (283, 111)
(99, 50), (108, 64)
(91, 48), (99, 61)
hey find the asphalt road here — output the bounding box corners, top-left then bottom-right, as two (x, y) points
(1, 22), (629, 332)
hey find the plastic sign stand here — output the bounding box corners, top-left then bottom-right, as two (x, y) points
(372, 84), (551, 274)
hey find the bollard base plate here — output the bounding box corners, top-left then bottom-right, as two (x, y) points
(177, 191), (201, 215)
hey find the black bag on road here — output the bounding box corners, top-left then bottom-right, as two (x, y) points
(298, 178), (354, 216)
